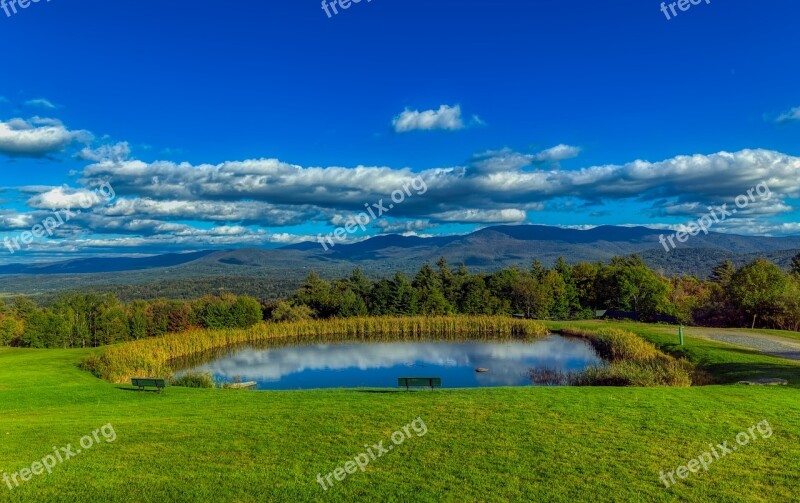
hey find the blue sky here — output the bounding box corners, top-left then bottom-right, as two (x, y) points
(1, 0), (799, 262)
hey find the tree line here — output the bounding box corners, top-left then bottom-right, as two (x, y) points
(2, 252), (799, 348)
(0, 293), (263, 348)
(270, 254), (800, 331)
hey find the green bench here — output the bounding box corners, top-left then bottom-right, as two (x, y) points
(398, 377), (441, 390)
(131, 377), (167, 392)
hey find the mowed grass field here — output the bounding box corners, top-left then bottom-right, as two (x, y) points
(1, 321), (799, 502)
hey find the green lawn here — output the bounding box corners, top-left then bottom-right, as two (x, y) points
(547, 320), (800, 386)
(1, 322), (799, 502)
(746, 328), (800, 343)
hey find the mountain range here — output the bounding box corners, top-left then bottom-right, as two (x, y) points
(1, 225), (798, 299)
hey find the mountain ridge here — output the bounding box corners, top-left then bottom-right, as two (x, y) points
(1, 226), (798, 290)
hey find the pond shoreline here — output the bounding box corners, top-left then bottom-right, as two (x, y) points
(82, 316), (550, 383)
(173, 334), (604, 390)
(83, 317), (700, 387)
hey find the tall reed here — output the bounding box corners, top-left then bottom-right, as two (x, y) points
(83, 316), (549, 383)
(558, 326), (696, 386)
(558, 327), (660, 363)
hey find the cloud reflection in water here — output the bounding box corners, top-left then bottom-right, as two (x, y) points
(185, 335), (601, 389)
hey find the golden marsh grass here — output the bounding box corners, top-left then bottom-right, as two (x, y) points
(84, 316), (550, 383)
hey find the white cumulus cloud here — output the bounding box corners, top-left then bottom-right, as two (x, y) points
(0, 117), (91, 157)
(532, 144), (582, 163)
(392, 104), (466, 133)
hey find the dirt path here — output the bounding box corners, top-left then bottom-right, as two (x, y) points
(682, 328), (800, 361)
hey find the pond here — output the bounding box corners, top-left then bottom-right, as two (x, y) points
(176, 334), (603, 389)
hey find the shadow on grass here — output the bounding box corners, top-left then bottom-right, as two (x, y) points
(665, 343), (765, 359)
(353, 389), (445, 394)
(119, 387), (164, 393)
(702, 362), (800, 385)
(353, 390), (404, 394)
(655, 341), (800, 385)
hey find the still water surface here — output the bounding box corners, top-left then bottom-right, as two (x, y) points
(178, 334), (602, 389)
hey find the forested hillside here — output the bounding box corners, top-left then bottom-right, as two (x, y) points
(275, 255), (800, 331)
(3, 253), (799, 349)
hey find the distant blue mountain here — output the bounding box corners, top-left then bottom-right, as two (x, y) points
(0, 250), (216, 275)
(2, 226), (799, 279)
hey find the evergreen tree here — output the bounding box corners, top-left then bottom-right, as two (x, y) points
(337, 289), (369, 317)
(553, 257), (581, 318)
(391, 272), (419, 315)
(436, 257), (458, 306)
(792, 253), (800, 277)
(413, 263), (441, 292)
(543, 269), (570, 319)
(711, 260), (736, 286)
(292, 272), (335, 317)
(348, 267), (371, 299)
(487, 267), (522, 308)
(414, 263), (452, 314)
(367, 279), (394, 315)
(416, 289), (451, 315)
(530, 260), (545, 280)
(459, 276), (499, 315)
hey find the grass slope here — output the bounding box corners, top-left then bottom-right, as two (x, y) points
(1, 322), (799, 502)
(745, 328), (800, 343)
(549, 321), (800, 385)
